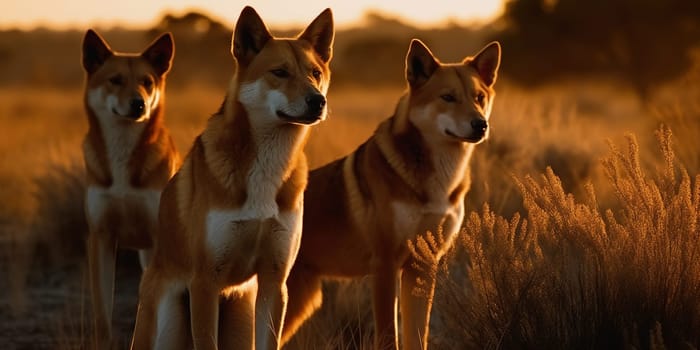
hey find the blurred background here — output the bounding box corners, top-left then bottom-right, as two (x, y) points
(1, 0), (700, 348)
(2, 0), (699, 94)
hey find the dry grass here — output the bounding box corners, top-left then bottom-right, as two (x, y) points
(1, 74), (699, 348)
(431, 125), (700, 349)
(284, 280), (375, 350)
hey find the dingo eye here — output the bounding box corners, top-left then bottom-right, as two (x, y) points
(143, 77), (154, 89)
(475, 92), (486, 106)
(312, 69), (322, 80)
(109, 75), (124, 86)
(440, 94), (456, 103)
(271, 69), (290, 78)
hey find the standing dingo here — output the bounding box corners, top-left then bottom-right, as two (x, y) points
(281, 39), (501, 350)
(82, 29), (178, 349)
(129, 6), (334, 350)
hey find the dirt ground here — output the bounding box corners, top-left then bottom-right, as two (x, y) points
(0, 245), (141, 350)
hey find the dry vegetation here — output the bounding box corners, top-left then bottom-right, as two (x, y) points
(1, 19), (700, 350)
(431, 127), (700, 349)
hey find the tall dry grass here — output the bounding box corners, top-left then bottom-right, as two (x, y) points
(431, 125), (700, 349)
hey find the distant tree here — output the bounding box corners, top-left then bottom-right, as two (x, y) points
(497, 0), (700, 98)
(0, 46), (10, 64)
(148, 12), (233, 88)
(338, 35), (410, 86)
(149, 11), (230, 39)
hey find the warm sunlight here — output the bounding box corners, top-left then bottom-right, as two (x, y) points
(3, 0), (700, 348)
(1, 0), (503, 29)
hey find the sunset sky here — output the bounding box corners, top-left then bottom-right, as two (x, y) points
(1, 0), (504, 30)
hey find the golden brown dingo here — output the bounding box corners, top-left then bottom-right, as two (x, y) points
(281, 39), (501, 350)
(81, 29), (179, 349)
(129, 6), (334, 350)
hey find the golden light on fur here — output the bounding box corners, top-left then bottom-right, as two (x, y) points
(280, 39), (501, 350)
(81, 28), (179, 350)
(129, 6), (334, 350)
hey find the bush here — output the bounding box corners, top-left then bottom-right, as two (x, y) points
(433, 126), (700, 349)
(496, 0), (700, 98)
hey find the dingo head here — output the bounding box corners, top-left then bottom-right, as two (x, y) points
(405, 39), (501, 144)
(233, 6), (334, 127)
(82, 29), (174, 123)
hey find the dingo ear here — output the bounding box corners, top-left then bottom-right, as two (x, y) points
(142, 32), (174, 76)
(82, 29), (113, 75)
(298, 8), (334, 63)
(468, 41), (501, 87)
(405, 39), (439, 89)
(232, 6), (273, 66)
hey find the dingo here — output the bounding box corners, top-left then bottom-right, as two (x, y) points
(281, 40), (501, 350)
(81, 29), (179, 349)
(129, 6), (334, 350)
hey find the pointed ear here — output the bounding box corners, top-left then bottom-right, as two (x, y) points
(141, 32), (174, 76)
(468, 41), (501, 87)
(405, 39), (439, 89)
(82, 29), (113, 75)
(232, 6), (273, 66)
(298, 8), (334, 63)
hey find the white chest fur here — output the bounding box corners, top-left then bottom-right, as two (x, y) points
(202, 83), (309, 272)
(389, 141), (471, 250)
(85, 186), (161, 229)
(204, 116), (306, 263)
(391, 200), (464, 256)
(427, 146), (472, 201)
(205, 208), (303, 269)
(88, 86), (147, 190)
(86, 88), (155, 227)
(242, 129), (299, 217)
(103, 127), (143, 189)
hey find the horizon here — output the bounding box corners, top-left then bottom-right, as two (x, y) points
(1, 1), (503, 31)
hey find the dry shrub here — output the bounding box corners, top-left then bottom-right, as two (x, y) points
(465, 83), (640, 218)
(433, 126), (700, 349)
(3, 149), (85, 311)
(650, 100), (700, 175)
(29, 157), (87, 262)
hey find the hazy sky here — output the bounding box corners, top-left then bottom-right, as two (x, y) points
(1, 0), (503, 30)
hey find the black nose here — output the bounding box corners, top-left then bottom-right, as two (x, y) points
(129, 98), (146, 118)
(306, 94), (326, 114)
(471, 118), (488, 133)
